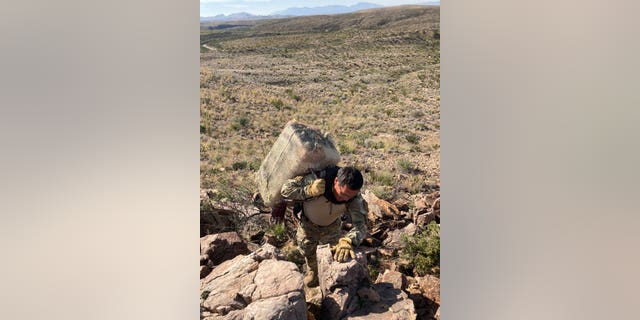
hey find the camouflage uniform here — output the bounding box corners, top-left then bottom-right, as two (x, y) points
(280, 167), (368, 279)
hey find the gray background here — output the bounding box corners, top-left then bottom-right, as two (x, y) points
(442, 0), (640, 319)
(1, 0), (638, 319)
(1, 0), (199, 319)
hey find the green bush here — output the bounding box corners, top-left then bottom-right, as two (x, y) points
(230, 116), (250, 130)
(268, 223), (286, 239)
(401, 222), (440, 277)
(397, 159), (414, 172)
(405, 133), (420, 144)
(338, 140), (356, 154)
(266, 223), (288, 247)
(370, 170), (394, 186)
(270, 98), (285, 109)
(232, 161), (247, 170)
(285, 89), (301, 102)
(370, 185), (395, 201)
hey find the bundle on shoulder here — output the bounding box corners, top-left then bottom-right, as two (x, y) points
(255, 119), (341, 209)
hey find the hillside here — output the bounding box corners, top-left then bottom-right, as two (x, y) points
(200, 5), (440, 205)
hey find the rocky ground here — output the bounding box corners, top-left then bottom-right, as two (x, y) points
(200, 187), (440, 319)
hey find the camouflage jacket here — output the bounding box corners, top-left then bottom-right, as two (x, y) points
(280, 167), (368, 246)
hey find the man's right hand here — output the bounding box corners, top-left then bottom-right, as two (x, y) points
(305, 179), (325, 197)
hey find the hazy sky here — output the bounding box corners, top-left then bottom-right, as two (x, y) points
(200, 0), (438, 16)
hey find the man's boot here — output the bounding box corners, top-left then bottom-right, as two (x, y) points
(303, 257), (319, 287)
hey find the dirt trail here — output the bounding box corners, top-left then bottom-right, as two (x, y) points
(202, 44), (216, 51)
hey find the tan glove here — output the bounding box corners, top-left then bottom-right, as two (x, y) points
(333, 237), (355, 262)
(305, 179), (325, 197)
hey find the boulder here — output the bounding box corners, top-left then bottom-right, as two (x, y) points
(200, 209), (237, 237)
(347, 282), (416, 320)
(412, 193), (440, 227)
(415, 274), (440, 305)
(317, 245), (369, 296)
(200, 265), (212, 279)
(200, 232), (249, 267)
(382, 223), (417, 250)
(361, 190), (401, 224)
(200, 244), (306, 320)
(243, 291), (306, 319)
(414, 211), (438, 228)
(406, 274), (440, 319)
(315, 245), (416, 320)
(375, 269), (407, 291)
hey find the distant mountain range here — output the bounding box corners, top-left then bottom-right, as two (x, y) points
(200, 12), (274, 22)
(200, 2), (440, 22)
(272, 2), (382, 16)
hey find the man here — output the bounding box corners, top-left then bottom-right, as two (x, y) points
(280, 166), (368, 287)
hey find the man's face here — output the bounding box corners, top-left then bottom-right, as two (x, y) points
(333, 177), (360, 202)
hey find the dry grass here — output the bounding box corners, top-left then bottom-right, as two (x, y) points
(201, 5), (440, 205)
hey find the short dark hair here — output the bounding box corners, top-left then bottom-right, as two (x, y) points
(336, 166), (363, 190)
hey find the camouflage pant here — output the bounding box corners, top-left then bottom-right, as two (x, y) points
(296, 214), (342, 273)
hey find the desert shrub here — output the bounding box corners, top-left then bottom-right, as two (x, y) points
(401, 222), (440, 277)
(338, 140), (356, 154)
(411, 110), (424, 118)
(230, 116), (250, 130)
(370, 185), (395, 201)
(397, 159), (414, 173)
(265, 223), (288, 247)
(370, 170), (394, 186)
(364, 139), (385, 149)
(270, 98), (285, 109)
(232, 161), (247, 170)
(285, 88), (301, 102)
(400, 175), (424, 195)
(405, 133), (420, 144)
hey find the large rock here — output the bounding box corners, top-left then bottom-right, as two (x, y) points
(200, 244), (307, 320)
(382, 223), (417, 249)
(200, 232), (249, 267)
(200, 265), (212, 279)
(415, 274), (440, 305)
(406, 274), (440, 319)
(412, 193), (440, 227)
(375, 269), (407, 291)
(317, 245), (369, 295)
(315, 245), (416, 320)
(200, 209), (237, 237)
(347, 282), (416, 320)
(361, 190), (401, 224)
